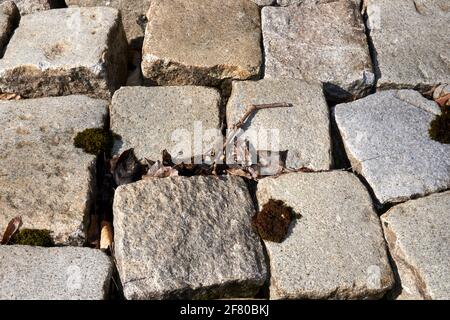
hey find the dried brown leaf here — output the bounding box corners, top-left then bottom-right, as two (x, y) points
(162, 149), (174, 166)
(1, 216), (23, 245)
(143, 160), (179, 179)
(0, 93), (21, 100)
(226, 167), (253, 179)
(87, 214), (100, 249)
(110, 149), (144, 186)
(435, 93), (450, 107)
(100, 221), (113, 251)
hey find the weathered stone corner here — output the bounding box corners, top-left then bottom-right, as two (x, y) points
(141, 0), (262, 86)
(113, 176), (267, 300)
(0, 95), (108, 245)
(0, 7), (128, 99)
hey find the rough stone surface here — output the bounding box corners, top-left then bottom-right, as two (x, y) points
(257, 171), (394, 299)
(334, 89), (450, 205)
(277, 0), (362, 6)
(262, 1), (374, 101)
(226, 79), (331, 171)
(276, 0), (300, 5)
(0, 1), (19, 53)
(0, 7), (128, 99)
(113, 176), (267, 300)
(66, 0), (151, 47)
(253, 0), (275, 5)
(0, 246), (112, 300)
(367, 0), (450, 92)
(381, 191), (450, 300)
(0, 96), (108, 245)
(0, 0), (63, 15)
(111, 86), (221, 162)
(141, 0), (262, 86)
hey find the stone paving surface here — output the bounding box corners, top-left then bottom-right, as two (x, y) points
(66, 0), (150, 47)
(257, 171), (394, 299)
(335, 90), (450, 205)
(0, 0), (448, 301)
(141, 0), (262, 86)
(367, 0), (450, 92)
(262, 1), (374, 101)
(0, 95), (108, 245)
(0, 245), (112, 300)
(226, 79), (331, 171)
(0, 7), (128, 99)
(381, 191), (450, 300)
(113, 176), (267, 300)
(111, 86), (221, 162)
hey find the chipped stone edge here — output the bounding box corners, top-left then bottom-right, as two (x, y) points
(381, 214), (432, 300)
(141, 53), (261, 86)
(0, 8), (127, 99)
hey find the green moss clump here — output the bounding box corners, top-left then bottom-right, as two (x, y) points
(73, 128), (119, 155)
(429, 107), (450, 144)
(11, 229), (54, 247)
(252, 199), (294, 243)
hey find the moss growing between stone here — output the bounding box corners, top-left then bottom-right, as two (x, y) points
(74, 128), (119, 155)
(429, 107), (450, 144)
(11, 229), (54, 247)
(252, 199), (294, 243)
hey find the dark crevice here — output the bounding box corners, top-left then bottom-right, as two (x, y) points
(328, 104), (351, 170)
(218, 79), (233, 135)
(323, 83), (355, 105)
(244, 178), (259, 212)
(109, 263), (125, 300)
(383, 243), (403, 300)
(255, 239), (271, 300)
(244, 178), (271, 300)
(351, 170), (384, 212)
(362, 3), (381, 93)
(53, 0), (68, 9)
(86, 113), (116, 252)
(258, 6), (266, 79)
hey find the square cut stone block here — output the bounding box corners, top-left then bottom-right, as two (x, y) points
(366, 0), (450, 92)
(110, 86), (221, 163)
(381, 191), (450, 300)
(0, 246), (113, 300)
(113, 176), (267, 300)
(0, 7), (128, 99)
(334, 89), (450, 205)
(226, 79), (332, 171)
(257, 171), (394, 299)
(141, 0), (262, 86)
(0, 0), (64, 15)
(262, 1), (374, 101)
(0, 95), (108, 245)
(66, 0), (151, 47)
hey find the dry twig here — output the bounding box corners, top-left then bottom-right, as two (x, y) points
(209, 103), (292, 174)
